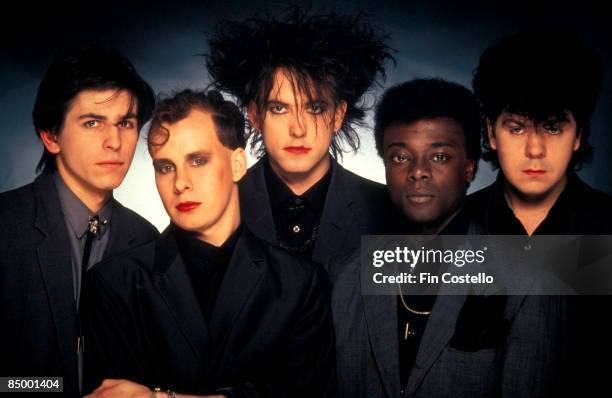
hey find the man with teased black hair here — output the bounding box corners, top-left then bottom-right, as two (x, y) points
(206, 6), (394, 264)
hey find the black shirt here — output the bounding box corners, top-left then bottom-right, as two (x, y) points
(264, 158), (332, 257)
(466, 172), (612, 235)
(175, 225), (241, 323)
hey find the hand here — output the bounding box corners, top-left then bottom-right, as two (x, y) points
(85, 379), (152, 398)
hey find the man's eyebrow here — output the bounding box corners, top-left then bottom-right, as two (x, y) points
(185, 151), (211, 161)
(430, 142), (455, 148)
(385, 142), (407, 151)
(120, 112), (138, 120)
(266, 99), (289, 106)
(502, 117), (527, 125)
(152, 158), (172, 165)
(78, 113), (107, 120)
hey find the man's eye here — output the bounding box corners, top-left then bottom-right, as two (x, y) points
(118, 120), (135, 129)
(432, 153), (449, 162)
(192, 157), (207, 166)
(509, 127), (524, 134)
(155, 164), (174, 174)
(269, 104), (287, 114)
(83, 120), (99, 128)
(308, 104), (326, 115)
(546, 126), (562, 135)
(390, 154), (409, 163)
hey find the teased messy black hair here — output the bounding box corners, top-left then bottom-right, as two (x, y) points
(375, 78), (482, 176)
(473, 32), (604, 171)
(205, 5), (394, 158)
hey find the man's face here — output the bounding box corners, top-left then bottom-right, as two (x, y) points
(383, 117), (474, 226)
(488, 111), (580, 198)
(249, 68), (346, 183)
(41, 89), (138, 199)
(151, 109), (246, 238)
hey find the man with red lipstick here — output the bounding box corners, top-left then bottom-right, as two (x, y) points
(469, 32), (612, 235)
(469, 33), (612, 396)
(0, 48), (158, 397)
(84, 90), (333, 398)
(206, 6), (394, 264)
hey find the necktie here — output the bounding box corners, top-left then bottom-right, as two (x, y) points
(77, 215), (105, 353)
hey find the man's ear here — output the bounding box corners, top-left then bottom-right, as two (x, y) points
(486, 119), (497, 150)
(231, 147), (248, 183)
(333, 100), (348, 133)
(247, 103), (261, 131)
(465, 159), (475, 182)
(39, 130), (60, 154)
(574, 128), (582, 152)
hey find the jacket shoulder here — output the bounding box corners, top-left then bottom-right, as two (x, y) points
(0, 182), (36, 227)
(114, 202), (159, 241)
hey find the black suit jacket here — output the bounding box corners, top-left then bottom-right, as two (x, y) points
(239, 157), (391, 267)
(0, 172), (159, 397)
(83, 226), (334, 397)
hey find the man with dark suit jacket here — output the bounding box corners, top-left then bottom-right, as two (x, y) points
(84, 90), (334, 398)
(469, 33), (612, 397)
(205, 7), (395, 265)
(330, 79), (566, 397)
(0, 48), (158, 397)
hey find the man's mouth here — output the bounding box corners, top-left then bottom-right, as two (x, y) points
(283, 146), (311, 154)
(175, 202), (202, 212)
(405, 194), (435, 204)
(522, 169), (546, 176)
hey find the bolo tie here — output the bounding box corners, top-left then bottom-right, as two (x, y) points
(76, 215), (107, 353)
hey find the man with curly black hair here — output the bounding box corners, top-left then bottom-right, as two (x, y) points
(206, 6), (394, 265)
(469, 32), (612, 235)
(469, 32), (612, 397)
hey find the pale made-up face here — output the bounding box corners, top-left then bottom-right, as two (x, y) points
(249, 68), (346, 187)
(151, 108), (246, 242)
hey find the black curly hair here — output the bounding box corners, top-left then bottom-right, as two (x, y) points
(205, 5), (394, 158)
(374, 78), (482, 175)
(473, 32), (604, 171)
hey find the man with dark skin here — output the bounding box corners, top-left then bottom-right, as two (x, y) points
(331, 78), (565, 397)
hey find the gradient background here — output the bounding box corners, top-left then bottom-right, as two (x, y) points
(2, 0), (610, 231)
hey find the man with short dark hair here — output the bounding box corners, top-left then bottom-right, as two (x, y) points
(0, 47), (158, 397)
(84, 90), (334, 398)
(206, 6), (394, 264)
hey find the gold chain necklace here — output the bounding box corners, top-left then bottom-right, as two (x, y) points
(397, 279), (432, 340)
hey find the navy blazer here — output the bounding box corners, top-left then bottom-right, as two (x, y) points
(239, 157), (391, 266)
(0, 172), (159, 397)
(84, 226), (335, 397)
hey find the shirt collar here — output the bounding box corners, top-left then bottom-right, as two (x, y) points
(54, 172), (113, 240)
(264, 155), (332, 214)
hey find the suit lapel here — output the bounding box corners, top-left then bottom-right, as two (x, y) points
(32, 173), (78, 391)
(362, 292), (401, 397)
(103, 201), (136, 259)
(152, 229), (210, 360)
(206, 231), (264, 368)
(313, 161), (355, 266)
(239, 159), (277, 246)
(403, 282), (468, 397)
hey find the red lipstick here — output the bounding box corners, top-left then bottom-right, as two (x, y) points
(283, 146), (311, 154)
(175, 202), (201, 212)
(522, 169), (546, 176)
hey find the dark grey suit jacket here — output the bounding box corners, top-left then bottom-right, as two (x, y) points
(330, 248), (567, 398)
(0, 172), (159, 397)
(239, 157), (391, 266)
